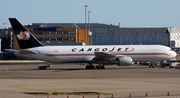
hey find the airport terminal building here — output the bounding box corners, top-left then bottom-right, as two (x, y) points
(1, 23), (180, 51)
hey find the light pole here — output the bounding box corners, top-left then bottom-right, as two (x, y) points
(3, 22), (6, 28)
(88, 11), (91, 31)
(85, 5), (88, 44)
(88, 11), (91, 44)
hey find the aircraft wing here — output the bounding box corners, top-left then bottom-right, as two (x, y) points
(94, 52), (116, 60)
(19, 49), (38, 54)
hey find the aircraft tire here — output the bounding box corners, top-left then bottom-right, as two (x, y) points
(101, 65), (105, 69)
(86, 65), (91, 69)
(90, 65), (95, 69)
(96, 65), (105, 69)
(95, 66), (99, 69)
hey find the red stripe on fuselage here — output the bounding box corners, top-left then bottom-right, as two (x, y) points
(44, 53), (169, 56)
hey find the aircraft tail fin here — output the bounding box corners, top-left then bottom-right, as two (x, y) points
(9, 18), (43, 49)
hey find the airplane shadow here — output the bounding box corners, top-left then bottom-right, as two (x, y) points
(37, 66), (151, 72)
(0, 65), (152, 72)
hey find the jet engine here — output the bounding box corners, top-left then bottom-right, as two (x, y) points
(109, 56), (133, 66)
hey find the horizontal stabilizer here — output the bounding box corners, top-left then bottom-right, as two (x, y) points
(19, 49), (38, 54)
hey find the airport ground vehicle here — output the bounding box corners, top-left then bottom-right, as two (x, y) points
(139, 62), (151, 65)
(169, 60), (180, 68)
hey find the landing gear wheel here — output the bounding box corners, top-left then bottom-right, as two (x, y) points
(96, 66), (99, 69)
(100, 65), (105, 69)
(90, 65), (95, 69)
(86, 65), (95, 69)
(86, 65), (91, 69)
(96, 65), (105, 69)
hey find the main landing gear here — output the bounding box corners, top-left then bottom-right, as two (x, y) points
(86, 62), (105, 69)
(86, 64), (95, 69)
(95, 64), (105, 69)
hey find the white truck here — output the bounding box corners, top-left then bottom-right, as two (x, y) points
(169, 60), (180, 68)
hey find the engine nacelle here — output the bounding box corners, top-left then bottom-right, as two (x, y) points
(109, 56), (133, 66)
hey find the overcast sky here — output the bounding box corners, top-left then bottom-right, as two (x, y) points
(1, 0), (180, 28)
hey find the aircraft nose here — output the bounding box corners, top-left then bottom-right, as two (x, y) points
(171, 51), (177, 58)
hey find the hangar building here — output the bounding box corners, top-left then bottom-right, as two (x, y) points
(91, 27), (180, 48)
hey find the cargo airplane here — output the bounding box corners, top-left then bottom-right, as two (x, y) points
(9, 18), (177, 69)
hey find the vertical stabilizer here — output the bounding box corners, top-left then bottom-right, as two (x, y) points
(9, 18), (43, 49)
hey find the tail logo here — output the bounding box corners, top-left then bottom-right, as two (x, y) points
(17, 31), (30, 40)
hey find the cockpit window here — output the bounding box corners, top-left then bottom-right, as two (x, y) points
(170, 49), (173, 51)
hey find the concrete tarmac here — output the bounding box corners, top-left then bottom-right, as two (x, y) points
(0, 63), (180, 98)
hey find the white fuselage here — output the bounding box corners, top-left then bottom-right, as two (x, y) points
(16, 45), (177, 63)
